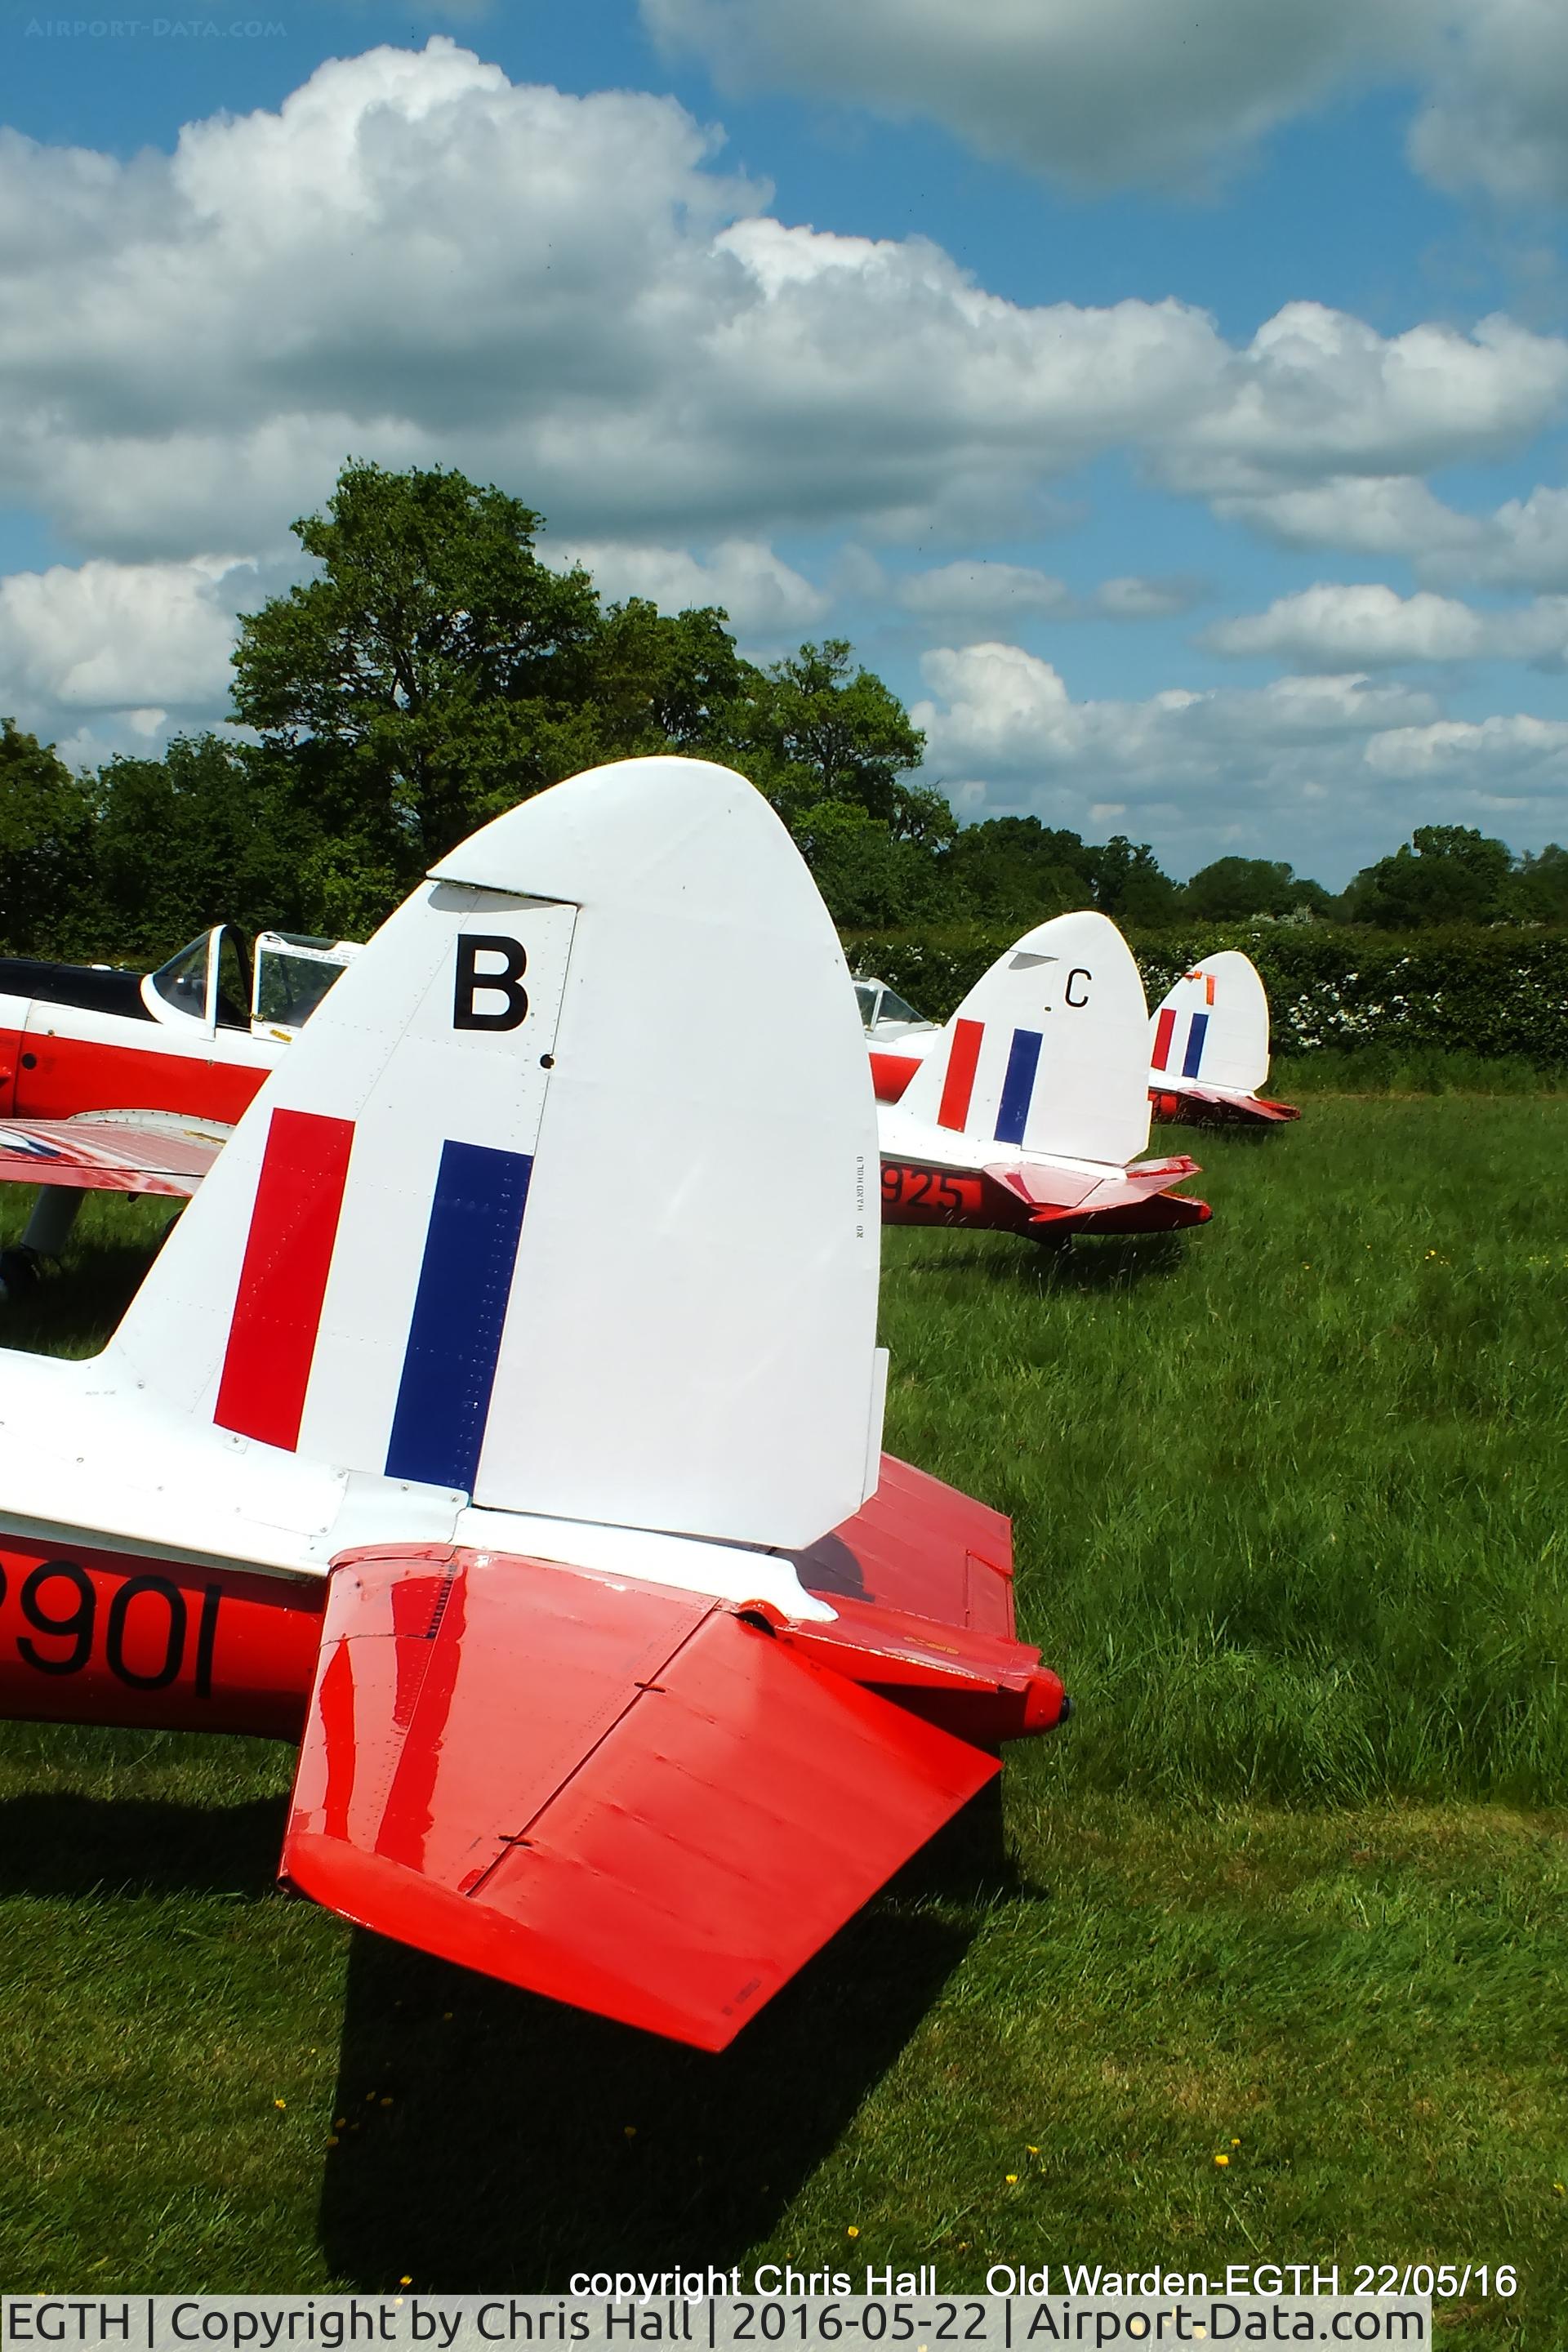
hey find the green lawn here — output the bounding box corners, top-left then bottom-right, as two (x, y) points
(0, 1102), (1564, 2338)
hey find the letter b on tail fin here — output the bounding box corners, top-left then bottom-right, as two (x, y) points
(110, 758), (882, 1554)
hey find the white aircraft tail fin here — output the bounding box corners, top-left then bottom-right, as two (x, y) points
(108, 757), (882, 1552)
(898, 911), (1152, 1167)
(1151, 949), (1271, 1093)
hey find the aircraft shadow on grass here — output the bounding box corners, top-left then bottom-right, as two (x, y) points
(318, 1785), (1022, 2292)
(904, 1231), (1194, 1294)
(1, 1232), (179, 1356)
(0, 1788), (287, 1899)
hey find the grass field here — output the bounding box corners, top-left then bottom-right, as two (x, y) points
(0, 1100), (1565, 2338)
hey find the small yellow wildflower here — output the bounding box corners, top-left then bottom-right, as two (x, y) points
(1231, 2138), (1241, 2147)
(380, 2096), (394, 2108)
(1554, 2183), (1565, 2197)
(1027, 2145), (1039, 2154)
(1005, 2174), (1018, 2185)
(273, 2099), (287, 2111)
(400, 2278), (412, 2289)
(847, 2226), (859, 2240)
(1214, 2154), (1229, 2168)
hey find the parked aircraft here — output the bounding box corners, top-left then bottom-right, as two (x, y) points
(0, 755), (1068, 2052)
(857, 977), (940, 1102)
(0, 928), (355, 1293)
(876, 911), (1209, 1238)
(1148, 951), (1300, 1126)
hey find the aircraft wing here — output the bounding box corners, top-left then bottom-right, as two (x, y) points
(0, 1112), (228, 1197)
(282, 1539), (1012, 2051)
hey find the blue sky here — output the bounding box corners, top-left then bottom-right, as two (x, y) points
(5, 0), (1568, 882)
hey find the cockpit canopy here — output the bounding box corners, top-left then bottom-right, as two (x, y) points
(143, 925), (359, 1040)
(854, 976), (935, 1040)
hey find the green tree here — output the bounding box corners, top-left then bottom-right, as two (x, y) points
(728, 639), (942, 840)
(944, 817), (1098, 924)
(1343, 825), (1513, 927)
(0, 719), (95, 957)
(230, 460), (604, 879)
(1091, 834), (1181, 924)
(1509, 844), (1568, 925)
(92, 734), (325, 961)
(583, 597), (752, 760)
(1182, 854), (1330, 922)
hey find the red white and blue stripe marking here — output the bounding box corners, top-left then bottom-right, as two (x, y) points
(1152, 971), (1214, 1080)
(215, 1109), (532, 1495)
(936, 1019), (1045, 1145)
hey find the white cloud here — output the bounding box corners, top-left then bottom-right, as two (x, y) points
(1207, 581), (1568, 672)
(0, 555), (259, 724)
(909, 639), (1568, 869)
(899, 561), (1075, 621)
(1408, 0), (1568, 203)
(896, 561), (1201, 628)
(1365, 711), (1568, 777)
(6, 44), (1568, 568)
(644, 0), (1568, 213)
(1092, 575), (1204, 620)
(641, 0), (1441, 193)
(550, 538), (828, 637)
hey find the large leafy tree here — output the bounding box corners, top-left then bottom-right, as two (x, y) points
(92, 734), (323, 961)
(0, 719), (95, 957)
(1182, 854), (1330, 922)
(1343, 824), (1514, 927)
(1511, 842), (1568, 925)
(230, 461), (604, 878)
(728, 639), (943, 842)
(1090, 834), (1181, 924)
(944, 816), (1098, 924)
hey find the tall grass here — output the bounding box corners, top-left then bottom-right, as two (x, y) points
(880, 1098), (1568, 1805)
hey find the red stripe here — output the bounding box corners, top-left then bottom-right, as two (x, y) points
(1152, 1007), (1176, 1071)
(215, 1107), (354, 1450)
(937, 1018), (984, 1130)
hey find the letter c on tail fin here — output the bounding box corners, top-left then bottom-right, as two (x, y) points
(901, 910), (1152, 1166)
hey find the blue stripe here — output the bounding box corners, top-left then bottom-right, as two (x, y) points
(385, 1140), (532, 1495)
(994, 1028), (1044, 1145)
(1182, 1013), (1209, 1079)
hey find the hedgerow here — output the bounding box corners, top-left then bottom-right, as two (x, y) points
(843, 921), (1568, 1063)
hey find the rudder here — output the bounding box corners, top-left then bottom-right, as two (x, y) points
(898, 911), (1152, 1166)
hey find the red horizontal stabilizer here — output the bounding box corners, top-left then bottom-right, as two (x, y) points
(1149, 1083), (1299, 1127)
(799, 1454), (1015, 1637)
(282, 1548), (998, 2051)
(0, 1114), (225, 1196)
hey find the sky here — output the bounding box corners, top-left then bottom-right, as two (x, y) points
(7, 2), (1568, 883)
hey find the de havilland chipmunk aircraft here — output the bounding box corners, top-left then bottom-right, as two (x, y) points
(1148, 950), (1300, 1128)
(0, 927), (357, 1293)
(876, 911), (1211, 1239)
(0, 755), (1069, 2052)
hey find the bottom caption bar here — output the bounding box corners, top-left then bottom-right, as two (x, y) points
(1, 2297), (1432, 2349)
